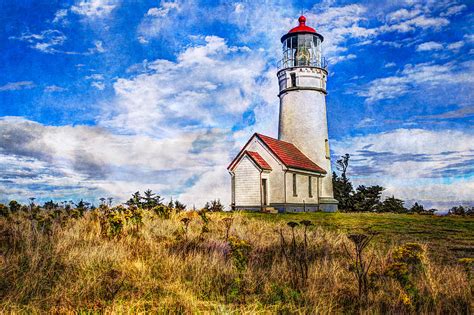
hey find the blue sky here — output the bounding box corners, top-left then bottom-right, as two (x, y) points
(0, 0), (473, 209)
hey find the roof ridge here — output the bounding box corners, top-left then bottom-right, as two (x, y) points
(255, 133), (295, 146)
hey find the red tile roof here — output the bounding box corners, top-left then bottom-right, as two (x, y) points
(255, 133), (326, 174)
(228, 133), (326, 174)
(245, 151), (272, 171)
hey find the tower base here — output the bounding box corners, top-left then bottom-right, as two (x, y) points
(319, 197), (339, 212)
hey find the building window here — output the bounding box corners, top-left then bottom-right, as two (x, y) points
(308, 176), (313, 197)
(292, 173), (297, 196)
(325, 139), (330, 159)
(290, 73), (296, 87)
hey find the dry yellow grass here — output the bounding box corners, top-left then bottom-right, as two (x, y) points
(0, 210), (472, 313)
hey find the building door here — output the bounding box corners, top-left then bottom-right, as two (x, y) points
(262, 179), (268, 205)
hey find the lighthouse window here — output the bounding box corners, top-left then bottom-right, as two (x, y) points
(293, 173), (297, 196)
(308, 176), (313, 197)
(290, 73), (296, 87)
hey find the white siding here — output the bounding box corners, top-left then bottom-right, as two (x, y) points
(286, 172), (319, 204)
(234, 156), (261, 206)
(246, 139), (286, 204)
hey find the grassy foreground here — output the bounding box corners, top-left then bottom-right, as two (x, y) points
(1, 210), (473, 313)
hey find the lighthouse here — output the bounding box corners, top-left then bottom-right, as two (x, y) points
(277, 16), (338, 211)
(228, 16), (338, 212)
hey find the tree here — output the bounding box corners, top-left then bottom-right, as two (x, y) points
(143, 189), (163, 209)
(43, 200), (59, 211)
(466, 207), (474, 216)
(449, 206), (466, 215)
(174, 200), (186, 212)
(332, 154), (354, 211)
(204, 199), (224, 212)
(409, 202), (424, 214)
(379, 196), (406, 213)
(74, 199), (88, 216)
(126, 192), (142, 207)
(352, 185), (384, 212)
(8, 200), (21, 213)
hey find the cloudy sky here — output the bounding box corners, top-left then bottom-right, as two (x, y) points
(1, 0), (473, 209)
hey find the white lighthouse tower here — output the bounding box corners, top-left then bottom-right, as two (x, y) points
(277, 16), (338, 211)
(228, 16), (338, 212)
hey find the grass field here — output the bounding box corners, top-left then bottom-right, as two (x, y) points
(242, 211), (474, 263)
(1, 209), (473, 313)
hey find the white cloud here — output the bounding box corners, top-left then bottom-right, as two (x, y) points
(91, 81), (105, 90)
(88, 40), (106, 53)
(440, 4), (467, 17)
(0, 81), (35, 92)
(71, 0), (117, 18)
(146, 1), (179, 17)
(465, 34), (474, 43)
(447, 41), (464, 51)
(52, 9), (68, 24)
(359, 60), (474, 103)
(356, 117), (376, 128)
(234, 3), (244, 13)
(85, 74), (104, 80)
(306, 5), (379, 57)
(332, 128), (474, 209)
(384, 62), (396, 68)
(327, 54), (356, 65)
(138, 36), (149, 44)
(0, 36), (274, 206)
(100, 36), (269, 137)
(387, 8), (423, 22)
(10, 29), (67, 54)
(0, 117), (230, 206)
(44, 85), (67, 92)
(416, 41), (443, 51)
(381, 15), (449, 33)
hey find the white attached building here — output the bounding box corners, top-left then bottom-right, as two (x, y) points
(228, 16), (339, 212)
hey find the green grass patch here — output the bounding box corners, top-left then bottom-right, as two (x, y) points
(240, 211), (474, 263)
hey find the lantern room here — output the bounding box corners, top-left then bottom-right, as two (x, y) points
(279, 16), (325, 70)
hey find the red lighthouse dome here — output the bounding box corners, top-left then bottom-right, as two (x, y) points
(289, 16), (316, 34)
(281, 15), (324, 43)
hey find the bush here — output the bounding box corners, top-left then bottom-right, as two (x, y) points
(204, 199), (224, 212)
(385, 243), (425, 309)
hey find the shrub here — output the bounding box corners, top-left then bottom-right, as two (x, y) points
(153, 205), (172, 219)
(385, 243), (425, 309)
(0, 204), (9, 217)
(204, 199), (224, 212)
(8, 200), (21, 213)
(227, 236), (252, 302)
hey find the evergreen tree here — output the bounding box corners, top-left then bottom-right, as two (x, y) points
(8, 200), (21, 213)
(126, 191), (142, 207)
(379, 196), (406, 213)
(142, 189), (163, 209)
(204, 199), (224, 212)
(409, 202), (424, 213)
(332, 154), (354, 211)
(352, 185), (384, 212)
(174, 200), (186, 212)
(449, 205), (466, 215)
(43, 200), (59, 210)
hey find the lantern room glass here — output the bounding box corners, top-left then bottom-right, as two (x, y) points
(280, 34), (323, 69)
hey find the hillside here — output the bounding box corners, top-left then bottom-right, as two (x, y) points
(1, 209), (473, 313)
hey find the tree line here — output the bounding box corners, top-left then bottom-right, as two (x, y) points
(0, 189), (224, 217)
(332, 154), (473, 215)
